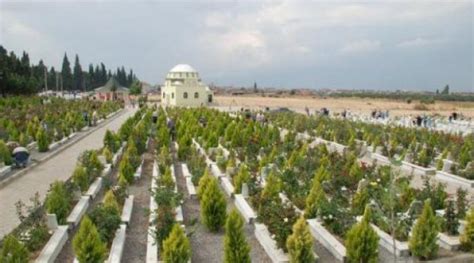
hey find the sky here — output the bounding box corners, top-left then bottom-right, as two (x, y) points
(0, 0), (472, 92)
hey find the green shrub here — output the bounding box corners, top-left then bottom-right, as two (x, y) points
(286, 216), (315, 263)
(103, 130), (119, 153)
(197, 169), (212, 199)
(103, 190), (120, 213)
(154, 205), (176, 249)
(45, 181), (71, 224)
(409, 200), (439, 260)
(457, 188), (468, 219)
(80, 150), (104, 178)
(0, 235), (29, 262)
(305, 178), (327, 219)
(224, 209), (250, 263)
(200, 178), (227, 232)
(460, 208), (474, 252)
(73, 216), (107, 262)
(233, 164), (250, 194)
(0, 139), (13, 165)
(159, 167), (175, 190)
(36, 127), (49, 152)
(162, 224), (191, 263)
(89, 205), (121, 243)
(444, 199), (459, 235)
(118, 154), (135, 183)
(25, 224), (49, 251)
(345, 206), (379, 263)
(72, 165), (89, 192)
(102, 147), (113, 164)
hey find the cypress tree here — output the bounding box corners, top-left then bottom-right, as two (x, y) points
(233, 164), (250, 194)
(0, 139), (12, 165)
(286, 216), (315, 263)
(61, 53), (73, 91)
(73, 165), (89, 192)
(162, 224), (191, 263)
(409, 200), (439, 260)
(36, 126), (49, 152)
(457, 188), (467, 219)
(197, 169), (212, 199)
(73, 216), (106, 263)
(345, 206), (379, 263)
(119, 154), (134, 183)
(460, 208), (474, 252)
(444, 199), (459, 235)
(103, 190), (120, 213)
(200, 177), (227, 232)
(305, 178), (327, 219)
(73, 54), (84, 91)
(224, 209), (251, 263)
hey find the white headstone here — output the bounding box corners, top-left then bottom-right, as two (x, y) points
(47, 214), (58, 231)
(442, 159), (453, 173)
(241, 183), (249, 198)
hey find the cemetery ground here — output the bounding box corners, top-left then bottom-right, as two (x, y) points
(0, 107), (135, 239)
(212, 95), (474, 117)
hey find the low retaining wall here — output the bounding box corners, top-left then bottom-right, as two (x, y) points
(234, 194), (256, 224)
(35, 225), (68, 263)
(121, 195), (134, 225)
(107, 224), (127, 263)
(254, 223), (289, 263)
(66, 196), (89, 228)
(307, 219), (346, 262)
(85, 177), (102, 200)
(436, 171), (474, 189)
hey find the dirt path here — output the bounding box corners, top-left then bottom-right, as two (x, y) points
(171, 144), (271, 263)
(122, 139), (154, 262)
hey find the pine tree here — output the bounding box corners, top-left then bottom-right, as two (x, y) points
(345, 206), (379, 263)
(61, 53), (73, 91)
(200, 178), (227, 232)
(36, 126), (49, 152)
(73, 165), (89, 192)
(0, 235), (29, 262)
(444, 199), (459, 235)
(162, 224), (191, 263)
(457, 188), (468, 219)
(314, 165), (330, 183)
(73, 54), (84, 91)
(409, 200), (439, 260)
(119, 154), (134, 183)
(286, 216), (315, 263)
(197, 169), (212, 199)
(73, 216), (106, 263)
(261, 170), (280, 201)
(460, 208), (474, 252)
(159, 166), (175, 190)
(305, 178), (327, 219)
(224, 209), (251, 263)
(103, 147), (112, 164)
(46, 181), (71, 224)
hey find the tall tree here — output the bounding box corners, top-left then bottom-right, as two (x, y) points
(345, 206), (379, 263)
(61, 53), (73, 91)
(286, 216), (315, 263)
(73, 54), (84, 91)
(409, 200), (439, 260)
(224, 209), (251, 263)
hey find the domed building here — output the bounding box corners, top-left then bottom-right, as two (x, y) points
(161, 64), (213, 107)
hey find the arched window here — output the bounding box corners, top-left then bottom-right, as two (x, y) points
(183, 92), (188, 99)
(194, 92), (199, 99)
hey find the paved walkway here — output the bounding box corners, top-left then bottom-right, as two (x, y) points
(0, 107), (136, 238)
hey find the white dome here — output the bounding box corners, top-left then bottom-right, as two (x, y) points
(169, 64), (197, 73)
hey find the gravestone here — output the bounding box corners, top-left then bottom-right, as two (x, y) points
(407, 200), (423, 218)
(357, 179), (368, 193)
(47, 214), (58, 231)
(241, 183), (249, 198)
(442, 159), (453, 173)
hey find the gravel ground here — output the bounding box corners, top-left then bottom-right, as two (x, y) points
(122, 139), (154, 262)
(171, 144), (271, 263)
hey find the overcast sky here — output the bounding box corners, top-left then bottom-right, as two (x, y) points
(0, 0), (472, 91)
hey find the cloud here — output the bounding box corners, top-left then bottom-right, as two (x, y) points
(340, 40), (381, 54)
(397, 37), (444, 48)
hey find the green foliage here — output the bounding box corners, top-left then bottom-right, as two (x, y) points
(118, 154), (135, 183)
(102, 147), (113, 164)
(305, 178), (327, 219)
(200, 178), (227, 232)
(286, 216), (315, 263)
(73, 216), (107, 263)
(261, 170), (281, 201)
(103, 130), (120, 153)
(159, 167), (175, 190)
(89, 205), (121, 243)
(197, 169), (212, 199)
(345, 206), (379, 263)
(45, 181), (71, 224)
(0, 139), (12, 165)
(224, 209), (251, 263)
(129, 80), (142, 95)
(457, 188), (468, 219)
(73, 165), (89, 192)
(351, 188), (369, 216)
(36, 126), (49, 152)
(233, 164), (250, 194)
(0, 235), (29, 263)
(444, 200), (459, 235)
(460, 208), (474, 252)
(409, 200), (439, 260)
(154, 205), (177, 250)
(103, 190), (120, 213)
(162, 224), (191, 263)
(79, 150), (104, 179)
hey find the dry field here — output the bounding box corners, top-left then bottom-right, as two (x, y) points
(213, 95), (474, 118)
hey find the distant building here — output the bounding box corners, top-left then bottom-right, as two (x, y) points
(161, 64), (213, 107)
(93, 77), (129, 101)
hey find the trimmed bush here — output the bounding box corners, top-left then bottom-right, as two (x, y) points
(460, 208), (474, 252)
(73, 216), (107, 262)
(102, 147), (113, 164)
(224, 209), (251, 263)
(197, 169), (212, 199)
(305, 178), (327, 219)
(36, 126), (49, 152)
(103, 190), (120, 213)
(118, 154), (135, 183)
(45, 181), (71, 224)
(154, 205), (177, 249)
(233, 164), (250, 194)
(0, 235), (29, 262)
(345, 206), (379, 263)
(162, 224), (191, 263)
(159, 167), (175, 190)
(286, 216), (315, 263)
(200, 177), (227, 232)
(444, 199), (459, 235)
(409, 200), (439, 260)
(89, 205), (121, 243)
